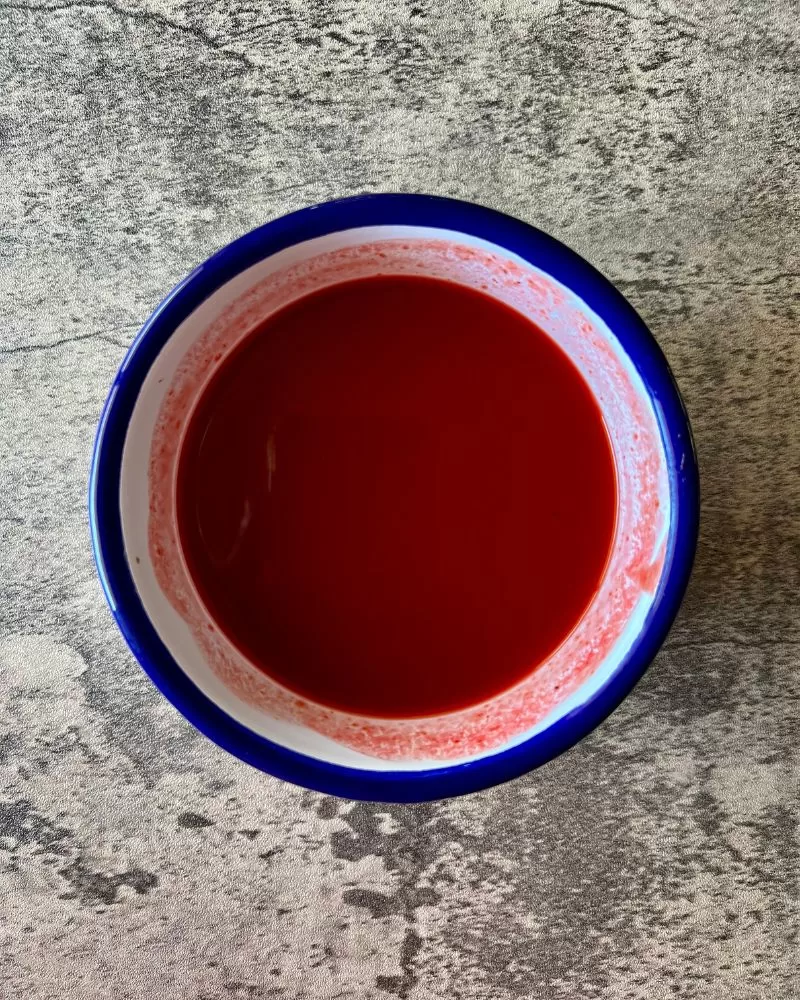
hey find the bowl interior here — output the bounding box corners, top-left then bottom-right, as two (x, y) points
(119, 224), (670, 770)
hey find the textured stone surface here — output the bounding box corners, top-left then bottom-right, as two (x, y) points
(1, 1), (798, 997)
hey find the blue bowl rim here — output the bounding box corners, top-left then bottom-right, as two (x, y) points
(89, 192), (699, 803)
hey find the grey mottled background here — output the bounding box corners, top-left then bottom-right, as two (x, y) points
(1, 1), (799, 997)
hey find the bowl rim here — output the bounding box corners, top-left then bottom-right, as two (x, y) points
(89, 192), (699, 803)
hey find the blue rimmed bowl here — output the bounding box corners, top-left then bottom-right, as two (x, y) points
(90, 193), (698, 802)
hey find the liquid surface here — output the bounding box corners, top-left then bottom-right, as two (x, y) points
(176, 275), (617, 718)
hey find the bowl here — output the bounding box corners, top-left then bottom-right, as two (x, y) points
(89, 193), (699, 802)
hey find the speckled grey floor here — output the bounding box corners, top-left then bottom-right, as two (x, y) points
(1, 1), (799, 997)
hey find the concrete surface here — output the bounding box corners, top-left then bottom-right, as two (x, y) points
(1, 1), (798, 997)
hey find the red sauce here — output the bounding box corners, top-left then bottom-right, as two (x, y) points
(176, 275), (617, 719)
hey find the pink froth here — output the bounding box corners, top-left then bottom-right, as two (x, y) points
(146, 237), (667, 762)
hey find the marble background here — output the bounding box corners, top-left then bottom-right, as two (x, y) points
(1, 1), (798, 997)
